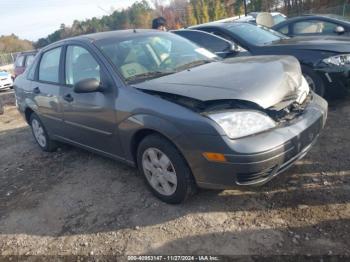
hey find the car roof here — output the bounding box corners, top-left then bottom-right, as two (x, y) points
(248, 12), (285, 18)
(191, 21), (248, 29)
(64, 29), (159, 42)
(18, 50), (38, 56)
(275, 14), (350, 26)
(39, 29), (166, 53)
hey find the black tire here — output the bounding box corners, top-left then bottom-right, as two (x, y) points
(137, 134), (197, 204)
(302, 66), (325, 97)
(29, 113), (58, 152)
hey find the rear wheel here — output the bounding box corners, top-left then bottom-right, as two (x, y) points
(30, 113), (57, 152)
(302, 66), (325, 97)
(137, 134), (197, 204)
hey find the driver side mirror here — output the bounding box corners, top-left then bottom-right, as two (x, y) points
(73, 78), (101, 93)
(334, 26), (345, 34)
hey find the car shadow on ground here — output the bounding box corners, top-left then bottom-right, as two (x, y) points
(0, 96), (349, 238)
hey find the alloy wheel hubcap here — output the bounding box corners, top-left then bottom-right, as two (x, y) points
(32, 119), (47, 147)
(304, 74), (316, 92)
(142, 148), (177, 196)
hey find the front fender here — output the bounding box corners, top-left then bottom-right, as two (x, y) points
(118, 113), (184, 163)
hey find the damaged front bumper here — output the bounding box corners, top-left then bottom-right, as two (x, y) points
(175, 93), (328, 189)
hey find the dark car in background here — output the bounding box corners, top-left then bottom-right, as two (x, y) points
(14, 50), (38, 79)
(272, 14), (350, 37)
(14, 30), (327, 203)
(189, 22), (350, 97)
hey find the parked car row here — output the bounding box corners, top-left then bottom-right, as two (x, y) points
(173, 17), (350, 98)
(14, 28), (328, 203)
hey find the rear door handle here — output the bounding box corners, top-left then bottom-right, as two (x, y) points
(33, 87), (40, 94)
(63, 94), (74, 103)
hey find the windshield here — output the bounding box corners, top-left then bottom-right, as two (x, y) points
(226, 23), (289, 46)
(273, 14), (287, 25)
(96, 32), (217, 83)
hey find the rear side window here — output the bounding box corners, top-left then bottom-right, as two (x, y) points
(39, 47), (62, 83)
(15, 55), (25, 67)
(25, 55), (35, 67)
(293, 20), (340, 35)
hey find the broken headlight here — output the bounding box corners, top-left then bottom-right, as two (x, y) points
(208, 110), (276, 139)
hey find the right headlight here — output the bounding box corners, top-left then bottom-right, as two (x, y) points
(323, 54), (350, 66)
(208, 110), (276, 139)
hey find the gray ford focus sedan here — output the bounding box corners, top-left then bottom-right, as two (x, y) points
(14, 29), (328, 203)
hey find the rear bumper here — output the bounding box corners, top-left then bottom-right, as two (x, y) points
(176, 93), (328, 189)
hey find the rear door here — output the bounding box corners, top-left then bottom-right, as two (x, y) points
(33, 46), (64, 135)
(59, 44), (119, 156)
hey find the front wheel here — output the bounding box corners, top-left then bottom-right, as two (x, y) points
(30, 113), (57, 152)
(302, 66), (325, 97)
(137, 134), (197, 204)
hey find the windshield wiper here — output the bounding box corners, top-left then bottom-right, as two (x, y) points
(126, 71), (175, 84)
(175, 60), (212, 72)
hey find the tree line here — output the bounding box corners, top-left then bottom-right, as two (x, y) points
(35, 0), (347, 48)
(1, 0), (347, 53)
(0, 34), (33, 54)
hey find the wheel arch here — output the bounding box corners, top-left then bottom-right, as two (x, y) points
(24, 107), (35, 124)
(118, 114), (185, 167)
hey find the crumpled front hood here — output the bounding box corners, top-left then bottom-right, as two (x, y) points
(134, 55), (302, 109)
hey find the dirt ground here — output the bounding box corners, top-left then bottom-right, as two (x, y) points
(0, 93), (349, 258)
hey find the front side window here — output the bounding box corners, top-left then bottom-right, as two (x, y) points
(39, 47), (62, 83)
(226, 23), (288, 46)
(293, 20), (340, 35)
(277, 25), (289, 35)
(65, 46), (101, 85)
(96, 32), (217, 83)
(174, 30), (231, 54)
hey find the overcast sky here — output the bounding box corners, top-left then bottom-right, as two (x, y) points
(0, 0), (140, 41)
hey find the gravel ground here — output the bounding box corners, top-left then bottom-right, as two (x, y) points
(0, 96), (349, 257)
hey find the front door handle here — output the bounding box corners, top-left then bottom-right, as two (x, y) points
(63, 94), (74, 102)
(33, 87), (40, 94)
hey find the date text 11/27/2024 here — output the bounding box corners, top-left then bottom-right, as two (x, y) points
(127, 255), (220, 261)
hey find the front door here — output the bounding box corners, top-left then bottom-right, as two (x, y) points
(59, 45), (120, 156)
